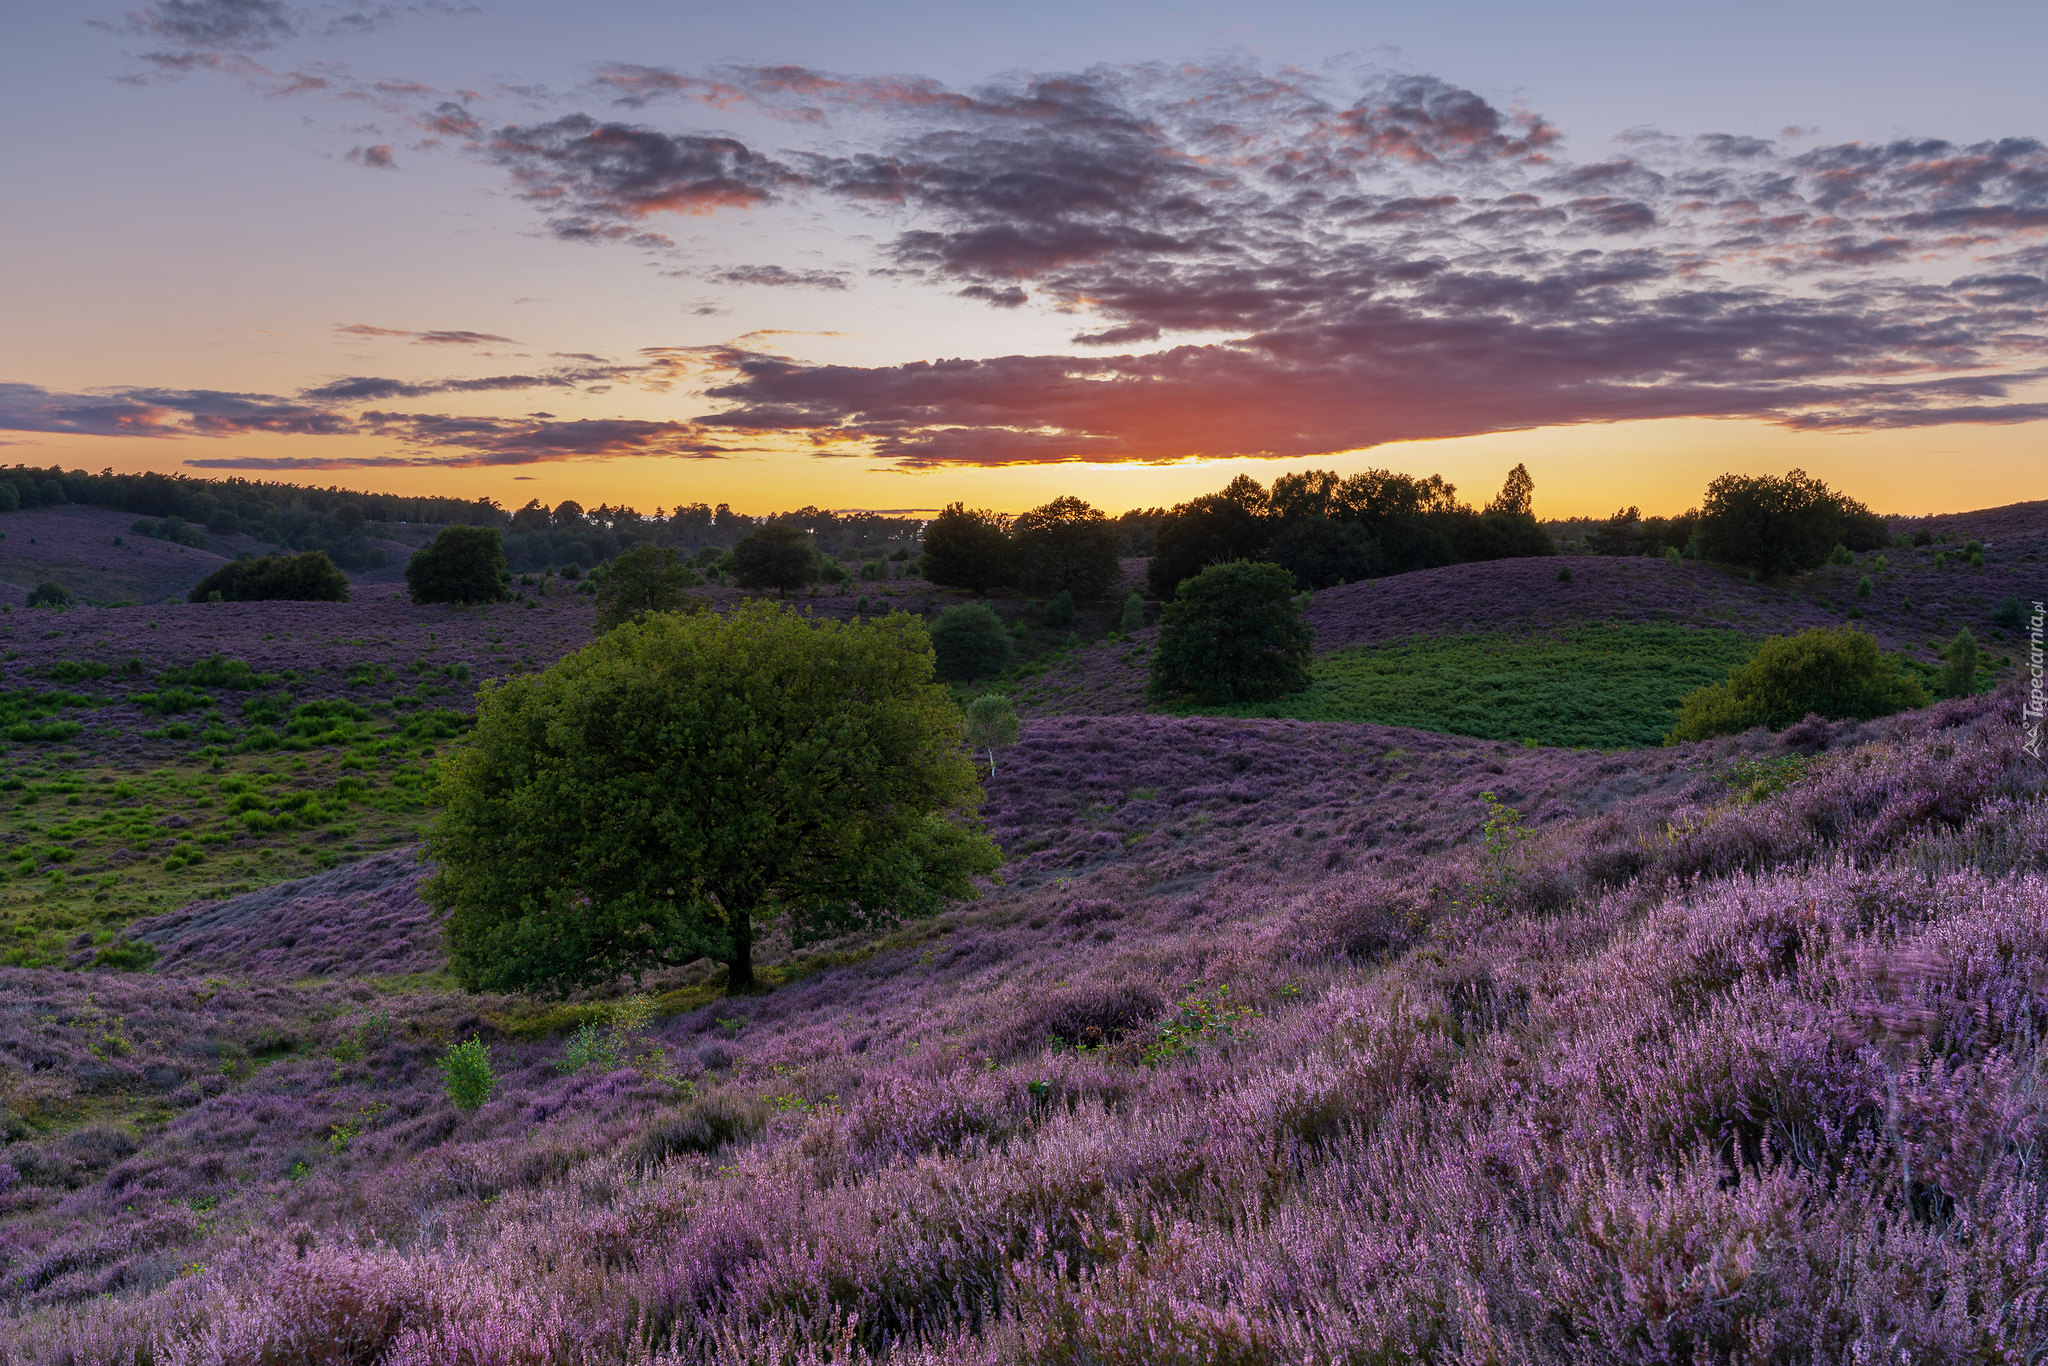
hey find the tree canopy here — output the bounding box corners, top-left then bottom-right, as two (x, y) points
(730, 523), (820, 595)
(406, 526), (510, 605)
(593, 543), (702, 631)
(1012, 496), (1123, 601)
(190, 550), (350, 603)
(425, 602), (1001, 994)
(1695, 470), (1887, 576)
(1148, 560), (1315, 705)
(920, 504), (1016, 595)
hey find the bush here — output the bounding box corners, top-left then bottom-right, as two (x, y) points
(1148, 560), (1314, 705)
(1992, 595), (2028, 632)
(594, 544), (703, 631)
(1855, 576), (1873, 600)
(438, 1037), (496, 1114)
(190, 552), (350, 603)
(425, 602), (999, 993)
(1147, 476), (1272, 600)
(1013, 496), (1122, 601)
(1041, 591), (1075, 629)
(406, 527), (510, 605)
(929, 603), (1012, 681)
(1695, 470), (1878, 577)
(730, 524), (819, 595)
(26, 582), (71, 609)
(1667, 626), (1930, 742)
(1940, 628), (1981, 698)
(1118, 591), (1146, 632)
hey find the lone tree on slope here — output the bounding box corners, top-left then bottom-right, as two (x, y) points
(425, 602), (1001, 994)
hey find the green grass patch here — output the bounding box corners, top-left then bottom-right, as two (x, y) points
(1180, 623), (1761, 748)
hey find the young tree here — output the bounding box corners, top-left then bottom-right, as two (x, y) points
(1013, 496), (1122, 601)
(426, 603), (1000, 994)
(407, 526), (511, 605)
(1667, 626), (1930, 741)
(964, 693), (1021, 773)
(1484, 463), (1535, 517)
(1118, 591), (1147, 632)
(26, 581), (72, 609)
(1148, 560), (1315, 705)
(920, 503), (1016, 594)
(594, 544), (702, 631)
(929, 602), (1012, 681)
(190, 551), (350, 603)
(1939, 628), (1981, 698)
(730, 523), (819, 595)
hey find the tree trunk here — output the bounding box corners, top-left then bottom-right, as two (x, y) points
(726, 903), (754, 992)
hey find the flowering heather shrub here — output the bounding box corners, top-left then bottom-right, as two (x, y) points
(3, 541), (2046, 1359)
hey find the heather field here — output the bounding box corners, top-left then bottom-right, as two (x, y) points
(0, 506), (2043, 1362)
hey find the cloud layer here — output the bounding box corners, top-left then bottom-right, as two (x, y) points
(28, 50), (2048, 469)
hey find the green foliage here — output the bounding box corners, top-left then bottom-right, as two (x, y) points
(27, 582), (72, 609)
(406, 527), (510, 605)
(594, 543), (703, 632)
(1992, 595), (2028, 632)
(1118, 591), (1146, 632)
(1940, 628), (1982, 699)
(1269, 516), (1380, 589)
(438, 1037), (497, 1114)
(1556, 565), (1573, 582)
(1013, 496), (1122, 601)
(730, 523), (819, 595)
(190, 551), (350, 604)
(929, 603), (1012, 681)
(964, 693), (1021, 773)
(1463, 791), (1530, 908)
(1695, 469), (1879, 576)
(92, 938), (159, 972)
(132, 686), (210, 717)
(919, 503), (1016, 594)
(1667, 627), (1930, 742)
(1188, 624), (1758, 748)
(160, 657), (279, 690)
(1855, 576), (1873, 600)
(1139, 984), (1257, 1066)
(1147, 476), (1274, 599)
(1828, 543), (1855, 566)
(1719, 755), (1814, 806)
(1041, 591), (1075, 629)
(1147, 560), (1313, 705)
(425, 602), (1000, 995)
(556, 993), (680, 1082)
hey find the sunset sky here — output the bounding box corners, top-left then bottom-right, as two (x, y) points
(4, 0), (2046, 518)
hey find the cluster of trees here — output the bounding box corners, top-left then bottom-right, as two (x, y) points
(498, 500), (923, 574)
(921, 496), (1127, 601)
(1146, 464), (1552, 599)
(1578, 470), (1889, 576)
(189, 551), (351, 603)
(1, 465), (494, 571)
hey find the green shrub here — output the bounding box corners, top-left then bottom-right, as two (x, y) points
(1828, 543), (1854, 566)
(1556, 565), (1573, 582)
(26, 582), (72, 609)
(190, 552), (349, 603)
(406, 527), (510, 605)
(438, 1037), (497, 1114)
(1118, 591), (1146, 632)
(1992, 595), (2028, 631)
(1041, 590), (1075, 629)
(1148, 560), (1313, 705)
(1695, 470), (1880, 576)
(929, 603), (1012, 681)
(1855, 576), (1873, 600)
(1667, 627), (1929, 742)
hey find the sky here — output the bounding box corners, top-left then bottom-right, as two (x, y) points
(3, 0), (2046, 519)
